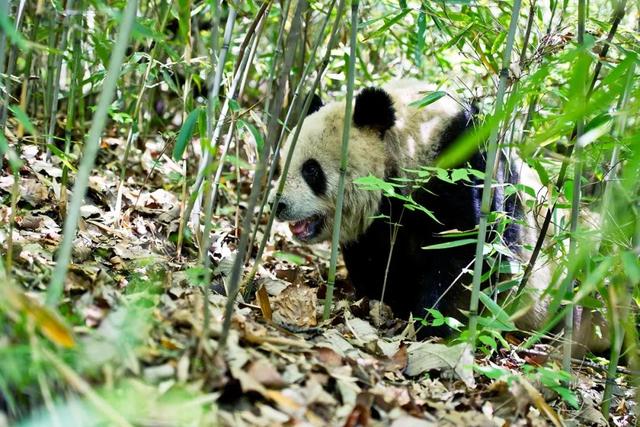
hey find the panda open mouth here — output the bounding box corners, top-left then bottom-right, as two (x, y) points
(288, 214), (324, 241)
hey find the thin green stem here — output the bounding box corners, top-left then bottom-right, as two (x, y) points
(324, 0), (359, 321)
(601, 61), (635, 418)
(263, 0), (292, 123)
(185, 7), (236, 231)
(561, 0), (587, 374)
(217, 1), (308, 352)
(45, 0), (75, 159)
(467, 0), (522, 346)
(113, 0), (171, 223)
(247, 0), (337, 263)
(47, 0), (139, 306)
(243, 0), (346, 292)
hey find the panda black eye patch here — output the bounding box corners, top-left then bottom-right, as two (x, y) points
(301, 158), (326, 196)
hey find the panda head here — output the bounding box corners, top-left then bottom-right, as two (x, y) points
(276, 87), (396, 244)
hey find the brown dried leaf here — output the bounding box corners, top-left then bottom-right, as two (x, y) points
(405, 342), (475, 388)
(345, 315), (378, 345)
(384, 344), (408, 372)
(247, 359), (286, 388)
(315, 347), (343, 367)
(272, 284), (317, 328)
(256, 285), (272, 321)
(517, 377), (563, 427)
(5, 287), (74, 348)
(0, 176), (50, 205)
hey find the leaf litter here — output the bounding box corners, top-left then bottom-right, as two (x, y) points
(0, 138), (636, 427)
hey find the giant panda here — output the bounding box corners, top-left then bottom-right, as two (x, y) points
(275, 79), (609, 355)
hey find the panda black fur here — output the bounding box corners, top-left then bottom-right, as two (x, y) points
(277, 80), (609, 355)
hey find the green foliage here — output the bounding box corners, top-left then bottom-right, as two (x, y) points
(475, 364), (579, 408)
(417, 308), (464, 331)
(173, 107), (205, 161)
(1, 0), (639, 423)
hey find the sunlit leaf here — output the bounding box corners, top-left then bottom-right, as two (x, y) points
(409, 91), (447, 109)
(422, 238), (477, 250)
(173, 107), (204, 161)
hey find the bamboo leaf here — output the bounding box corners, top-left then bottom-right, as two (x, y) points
(478, 292), (516, 331)
(409, 91), (447, 109)
(173, 107), (203, 161)
(423, 238), (477, 250)
(47, 144), (78, 173)
(239, 119), (264, 158)
(9, 105), (37, 135)
(0, 12), (29, 50)
(364, 8), (410, 39)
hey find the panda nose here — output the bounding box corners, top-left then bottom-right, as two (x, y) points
(275, 200), (287, 218)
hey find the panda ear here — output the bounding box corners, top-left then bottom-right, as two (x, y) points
(353, 87), (396, 136)
(306, 93), (323, 116)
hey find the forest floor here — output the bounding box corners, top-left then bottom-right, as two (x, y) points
(2, 129), (637, 426)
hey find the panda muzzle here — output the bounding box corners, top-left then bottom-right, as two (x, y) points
(288, 214), (323, 241)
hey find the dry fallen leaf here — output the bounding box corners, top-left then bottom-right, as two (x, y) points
(315, 346), (343, 367)
(384, 344), (408, 372)
(4, 287), (74, 348)
(247, 358), (287, 388)
(517, 377), (564, 427)
(272, 284), (317, 328)
(256, 285), (273, 321)
(345, 315), (378, 345)
(405, 342), (475, 388)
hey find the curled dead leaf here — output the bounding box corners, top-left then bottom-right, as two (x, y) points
(256, 285), (272, 321)
(272, 284), (317, 329)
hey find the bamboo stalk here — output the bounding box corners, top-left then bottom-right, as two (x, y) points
(561, 0), (587, 375)
(601, 61), (635, 417)
(45, 0), (75, 160)
(198, 4), (272, 268)
(516, 0), (627, 297)
(518, 0), (535, 68)
(0, 0), (11, 131)
(0, 0), (9, 89)
(60, 1), (82, 218)
(112, 1), (171, 224)
(263, 0), (292, 123)
(47, 0), (139, 306)
(323, 0), (359, 321)
(200, 40), (255, 270)
(175, 0), (195, 258)
(467, 0), (522, 346)
(217, 1), (308, 351)
(247, 0), (337, 263)
(16, 0), (45, 138)
(588, 0), (627, 95)
(205, 1), (271, 222)
(185, 7), (237, 231)
(264, 0), (307, 155)
(43, 10), (57, 139)
(243, 0), (346, 291)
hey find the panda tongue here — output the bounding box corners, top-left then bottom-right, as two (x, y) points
(290, 219), (310, 235)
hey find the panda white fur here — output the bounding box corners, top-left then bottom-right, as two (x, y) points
(276, 79), (609, 355)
